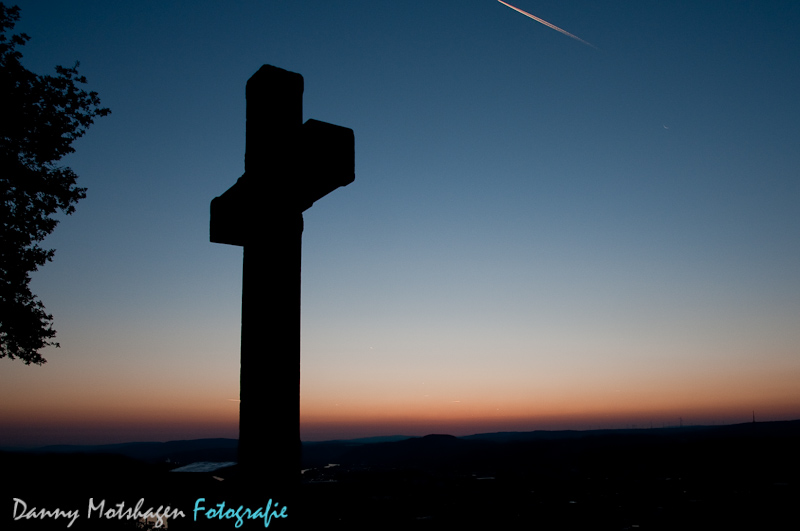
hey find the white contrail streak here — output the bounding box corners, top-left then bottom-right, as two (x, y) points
(497, 0), (596, 49)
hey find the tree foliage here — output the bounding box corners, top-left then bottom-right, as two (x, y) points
(1, 3), (109, 364)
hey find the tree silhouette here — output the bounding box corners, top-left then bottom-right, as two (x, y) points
(1, 3), (109, 364)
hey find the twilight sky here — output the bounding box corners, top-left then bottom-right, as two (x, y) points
(2, 0), (799, 446)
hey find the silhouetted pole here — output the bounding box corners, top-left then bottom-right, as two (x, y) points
(210, 65), (354, 491)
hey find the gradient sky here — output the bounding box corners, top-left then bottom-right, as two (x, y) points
(2, 0), (799, 446)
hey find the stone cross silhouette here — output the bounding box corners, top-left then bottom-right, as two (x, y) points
(210, 65), (354, 486)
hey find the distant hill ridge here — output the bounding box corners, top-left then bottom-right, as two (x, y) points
(4, 419), (799, 467)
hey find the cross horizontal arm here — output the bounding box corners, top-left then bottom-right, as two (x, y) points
(296, 119), (355, 211)
(210, 118), (354, 247)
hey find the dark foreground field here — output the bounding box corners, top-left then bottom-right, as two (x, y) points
(4, 421), (799, 530)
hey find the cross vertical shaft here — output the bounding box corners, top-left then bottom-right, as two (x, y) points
(210, 64), (355, 493)
(237, 66), (303, 488)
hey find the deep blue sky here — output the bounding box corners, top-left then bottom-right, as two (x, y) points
(2, 1), (799, 445)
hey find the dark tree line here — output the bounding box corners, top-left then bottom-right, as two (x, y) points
(1, 3), (109, 364)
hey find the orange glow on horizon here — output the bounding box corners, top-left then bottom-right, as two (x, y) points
(3, 345), (798, 446)
(4, 398), (799, 447)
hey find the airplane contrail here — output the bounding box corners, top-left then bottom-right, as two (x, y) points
(497, 0), (596, 49)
